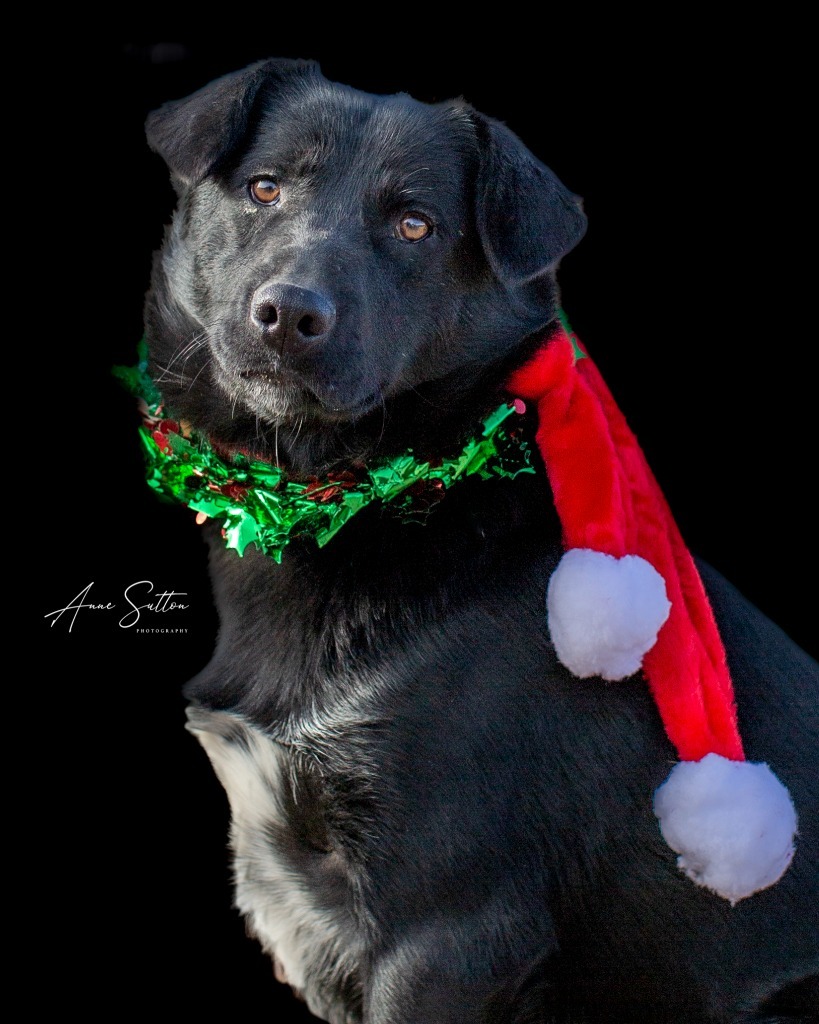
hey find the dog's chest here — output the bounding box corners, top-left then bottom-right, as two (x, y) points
(186, 706), (369, 1023)
(181, 504), (558, 1018)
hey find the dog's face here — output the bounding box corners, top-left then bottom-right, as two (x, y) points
(145, 59), (586, 468)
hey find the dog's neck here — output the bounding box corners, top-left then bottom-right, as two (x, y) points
(118, 347), (542, 564)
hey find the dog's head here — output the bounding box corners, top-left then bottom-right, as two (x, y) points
(144, 58), (586, 472)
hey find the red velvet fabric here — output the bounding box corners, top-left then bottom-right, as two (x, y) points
(507, 327), (744, 762)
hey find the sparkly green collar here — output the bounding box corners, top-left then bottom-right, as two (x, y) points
(115, 342), (534, 562)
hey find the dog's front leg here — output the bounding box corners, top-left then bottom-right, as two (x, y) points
(365, 925), (561, 1023)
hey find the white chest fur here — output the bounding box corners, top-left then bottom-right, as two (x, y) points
(186, 707), (364, 1023)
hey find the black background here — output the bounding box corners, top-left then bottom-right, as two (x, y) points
(38, 29), (813, 1020)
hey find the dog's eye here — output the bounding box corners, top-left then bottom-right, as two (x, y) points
(249, 178), (281, 206)
(397, 213), (433, 242)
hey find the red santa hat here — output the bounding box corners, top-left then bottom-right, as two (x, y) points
(506, 314), (797, 904)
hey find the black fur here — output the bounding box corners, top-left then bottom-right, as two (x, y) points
(143, 59), (819, 1023)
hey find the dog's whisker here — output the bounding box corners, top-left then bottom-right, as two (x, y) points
(175, 333), (206, 360)
(163, 330), (209, 373)
(402, 381), (449, 410)
(154, 364), (194, 385)
(375, 387), (387, 448)
(179, 336), (210, 369)
(186, 357), (212, 392)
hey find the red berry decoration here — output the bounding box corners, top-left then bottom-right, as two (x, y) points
(152, 430), (171, 453)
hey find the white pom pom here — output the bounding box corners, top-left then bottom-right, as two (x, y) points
(547, 549), (671, 680)
(654, 753), (798, 904)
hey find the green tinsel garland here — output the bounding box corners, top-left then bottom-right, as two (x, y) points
(114, 341), (534, 562)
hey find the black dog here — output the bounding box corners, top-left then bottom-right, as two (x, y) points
(142, 58), (818, 1022)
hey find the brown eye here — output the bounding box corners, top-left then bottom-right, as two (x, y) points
(397, 213), (433, 242)
(249, 177), (281, 205)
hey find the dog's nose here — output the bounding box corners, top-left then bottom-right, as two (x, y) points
(251, 283), (337, 350)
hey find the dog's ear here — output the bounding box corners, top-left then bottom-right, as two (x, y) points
(472, 113), (587, 286)
(145, 58), (317, 186)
